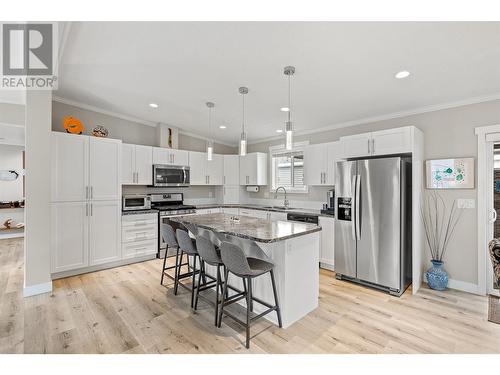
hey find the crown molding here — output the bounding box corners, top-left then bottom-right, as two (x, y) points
(52, 96), (235, 147)
(248, 93), (500, 146)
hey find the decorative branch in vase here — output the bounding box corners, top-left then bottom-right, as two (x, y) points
(420, 191), (463, 290)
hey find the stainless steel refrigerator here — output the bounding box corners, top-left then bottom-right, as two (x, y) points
(334, 156), (412, 296)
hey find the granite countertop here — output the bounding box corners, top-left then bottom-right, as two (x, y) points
(195, 203), (334, 217)
(121, 209), (159, 215)
(170, 213), (322, 243)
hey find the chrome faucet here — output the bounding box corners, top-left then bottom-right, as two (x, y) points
(274, 186), (289, 208)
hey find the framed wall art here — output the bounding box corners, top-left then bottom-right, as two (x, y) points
(425, 158), (475, 189)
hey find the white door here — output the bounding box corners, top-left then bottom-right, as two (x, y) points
(340, 133), (372, 159)
(207, 154), (224, 185)
(135, 145), (153, 185)
(223, 186), (240, 204)
(89, 200), (121, 265)
(51, 133), (89, 202)
(224, 154), (240, 185)
(189, 151), (207, 185)
(325, 141), (341, 185)
(304, 143), (326, 185)
(89, 137), (121, 201)
(371, 127), (412, 156)
(51, 201), (89, 272)
(239, 154), (251, 185)
(170, 149), (189, 166)
(319, 216), (334, 268)
(121, 143), (135, 185)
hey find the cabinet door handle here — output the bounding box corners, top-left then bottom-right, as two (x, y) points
(224, 176), (226, 185)
(371, 139), (375, 154)
(90, 186), (93, 199)
(86, 186), (89, 200)
(90, 203), (93, 216)
(367, 139), (370, 154)
(86, 202), (88, 216)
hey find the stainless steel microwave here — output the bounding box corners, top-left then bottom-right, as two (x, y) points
(152, 164), (190, 187)
(122, 194), (151, 211)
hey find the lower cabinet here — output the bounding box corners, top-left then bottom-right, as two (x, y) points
(318, 216), (334, 269)
(51, 200), (122, 273)
(121, 212), (158, 260)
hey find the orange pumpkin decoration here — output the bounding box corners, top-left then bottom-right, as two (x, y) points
(63, 116), (84, 134)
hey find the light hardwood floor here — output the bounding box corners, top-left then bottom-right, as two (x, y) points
(1, 237), (500, 354)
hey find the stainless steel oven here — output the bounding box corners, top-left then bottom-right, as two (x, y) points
(152, 165), (190, 187)
(122, 194), (151, 211)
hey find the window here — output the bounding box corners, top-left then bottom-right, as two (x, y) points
(270, 142), (308, 193)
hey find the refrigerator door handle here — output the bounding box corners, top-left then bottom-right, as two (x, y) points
(351, 175), (357, 240)
(355, 174), (361, 240)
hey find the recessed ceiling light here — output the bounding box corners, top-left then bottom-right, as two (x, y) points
(149, 103), (159, 108)
(219, 125), (226, 129)
(395, 71), (410, 79)
(280, 107), (290, 112)
(276, 129), (283, 133)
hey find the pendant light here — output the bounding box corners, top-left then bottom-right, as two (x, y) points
(283, 66), (295, 150)
(239, 86), (248, 156)
(206, 101), (214, 161)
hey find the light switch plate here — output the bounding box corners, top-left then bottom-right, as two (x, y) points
(457, 198), (475, 209)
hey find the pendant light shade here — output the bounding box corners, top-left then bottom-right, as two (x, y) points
(206, 102), (214, 161)
(239, 87), (249, 156)
(283, 66), (295, 151)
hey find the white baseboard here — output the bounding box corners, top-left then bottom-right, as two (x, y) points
(320, 262), (335, 271)
(0, 232), (24, 239)
(23, 281), (53, 298)
(422, 273), (480, 295)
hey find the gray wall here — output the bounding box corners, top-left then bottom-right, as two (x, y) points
(249, 99), (500, 286)
(52, 101), (237, 200)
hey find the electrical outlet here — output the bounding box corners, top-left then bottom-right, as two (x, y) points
(457, 199), (475, 209)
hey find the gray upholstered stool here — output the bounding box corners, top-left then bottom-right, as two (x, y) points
(160, 223), (188, 286)
(175, 228), (202, 308)
(194, 235), (226, 326)
(218, 241), (282, 349)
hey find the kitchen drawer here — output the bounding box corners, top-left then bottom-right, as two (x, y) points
(122, 224), (157, 243)
(122, 215), (157, 228)
(122, 239), (158, 259)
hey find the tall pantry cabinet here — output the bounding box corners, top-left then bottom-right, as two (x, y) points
(50, 132), (122, 274)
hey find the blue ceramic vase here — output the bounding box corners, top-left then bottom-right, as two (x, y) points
(426, 260), (448, 290)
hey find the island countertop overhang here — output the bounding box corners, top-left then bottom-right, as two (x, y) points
(169, 213), (322, 243)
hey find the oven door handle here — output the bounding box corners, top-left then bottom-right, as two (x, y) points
(183, 169), (187, 184)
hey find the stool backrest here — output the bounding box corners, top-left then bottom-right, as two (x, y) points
(183, 222), (199, 237)
(196, 235), (220, 265)
(220, 242), (251, 276)
(176, 228), (197, 255)
(161, 223), (178, 248)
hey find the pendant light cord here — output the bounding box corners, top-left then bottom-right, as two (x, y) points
(288, 74), (292, 123)
(242, 93), (245, 133)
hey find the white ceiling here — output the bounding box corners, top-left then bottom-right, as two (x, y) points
(56, 22), (500, 145)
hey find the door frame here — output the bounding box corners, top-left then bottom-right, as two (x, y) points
(475, 124), (500, 296)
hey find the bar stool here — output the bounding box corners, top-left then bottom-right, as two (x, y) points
(160, 223), (188, 286)
(194, 235), (225, 326)
(218, 242), (282, 349)
(175, 228), (202, 308)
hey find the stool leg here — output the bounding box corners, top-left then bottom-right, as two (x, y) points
(270, 269), (282, 328)
(214, 265), (221, 326)
(223, 265), (229, 299)
(194, 259), (203, 311)
(160, 244), (168, 285)
(218, 268), (230, 328)
(190, 255), (197, 308)
(174, 250), (183, 295)
(246, 277), (252, 349)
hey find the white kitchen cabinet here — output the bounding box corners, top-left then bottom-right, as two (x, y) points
(152, 147), (189, 166)
(269, 211), (287, 221)
(239, 208), (268, 219)
(122, 212), (158, 259)
(340, 126), (414, 159)
(122, 144), (153, 185)
(222, 186), (240, 204)
(223, 155), (240, 185)
(51, 201), (89, 273)
(239, 152), (268, 185)
(222, 207), (239, 215)
(89, 200), (122, 266)
(318, 216), (334, 270)
(304, 142), (341, 185)
(189, 151), (224, 185)
(89, 137), (122, 201)
(196, 208), (220, 215)
(51, 132), (89, 202)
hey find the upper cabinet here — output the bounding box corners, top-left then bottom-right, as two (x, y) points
(52, 132), (121, 202)
(152, 147), (189, 166)
(189, 151), (224, 185)
(340, 126), (414, 159)
(304, 141), (341, 186)
(239, 152), (268, 185)
(223, 154), (240, 185)
(122, 144), (153, 185)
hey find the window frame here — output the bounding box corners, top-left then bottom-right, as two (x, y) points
(269, 141), (309, 193)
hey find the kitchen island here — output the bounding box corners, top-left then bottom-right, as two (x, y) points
(170, 213), (322, 328)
